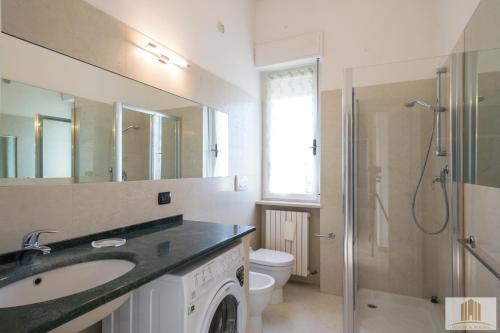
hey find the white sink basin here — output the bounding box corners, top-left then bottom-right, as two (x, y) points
(0, 259), (135, 307)
(0, 259), (135, 332)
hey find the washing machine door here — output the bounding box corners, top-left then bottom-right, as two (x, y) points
(201, 280), (246, 333)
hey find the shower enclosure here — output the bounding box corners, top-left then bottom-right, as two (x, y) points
(342, 55), (464, 333)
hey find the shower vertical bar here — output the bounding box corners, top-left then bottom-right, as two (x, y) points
(175, 118), (181, 178)
(342, 68), (355, 333)
(436, 67), (448, 156)
(114, 102), (123, 182)
(449, 53), (465, 299)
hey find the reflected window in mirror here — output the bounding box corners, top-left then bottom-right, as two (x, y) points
(205, 108), (229, 178)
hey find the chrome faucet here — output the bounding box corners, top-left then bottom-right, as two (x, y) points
(432, 165), (449, 185)
(22, 230), (58, 254)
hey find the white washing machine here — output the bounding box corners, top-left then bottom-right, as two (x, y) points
(103, 242), (247, 333)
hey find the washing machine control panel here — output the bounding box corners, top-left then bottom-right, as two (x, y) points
(193, 264), (215, 289)
(188, 244), (243, 300)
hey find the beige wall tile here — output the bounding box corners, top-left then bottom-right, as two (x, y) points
(319, 89), (343, 295)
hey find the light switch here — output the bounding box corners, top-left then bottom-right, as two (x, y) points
(234, 175), (249, 192)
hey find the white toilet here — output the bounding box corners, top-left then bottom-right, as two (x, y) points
(249, 271), (275, 333)
(249, 248), (294, 304)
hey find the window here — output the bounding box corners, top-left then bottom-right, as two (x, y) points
(263, 64), (319, 201)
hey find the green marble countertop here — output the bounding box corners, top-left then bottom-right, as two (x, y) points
(0, 215), (255, 333)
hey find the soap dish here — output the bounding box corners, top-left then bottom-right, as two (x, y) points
(91, 238), (126, 248)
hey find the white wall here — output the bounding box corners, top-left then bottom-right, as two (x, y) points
(436, 0), (481, 52)
(83, 0), (259, 98)
(255, 0), (480, 91)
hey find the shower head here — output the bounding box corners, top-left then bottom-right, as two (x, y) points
(405, 100), (433, 110)
(122, 125), (140, 133)
(404, 100), (445, 113)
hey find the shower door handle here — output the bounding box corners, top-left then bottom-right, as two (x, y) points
(314, 232), (336, 240)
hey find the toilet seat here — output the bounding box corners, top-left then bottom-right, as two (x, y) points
(249, 249), (294, 267)
(249, 272), (275, 295)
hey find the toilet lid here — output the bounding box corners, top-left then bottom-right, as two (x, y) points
(249, 249), (294, 267)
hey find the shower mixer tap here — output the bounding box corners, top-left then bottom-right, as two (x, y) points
(432, 165), (449, 184)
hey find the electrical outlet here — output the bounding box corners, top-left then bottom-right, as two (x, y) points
(158, 192), (171, 205)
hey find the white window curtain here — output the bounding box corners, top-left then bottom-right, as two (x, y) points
(263, 64), (319, 201)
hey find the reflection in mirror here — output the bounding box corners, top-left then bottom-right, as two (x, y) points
(74, 97), (114, 183)
(0, 76), (229, 184)
(117, 103), (182, 181)
(161, 105), (203, 178)
(463, 0), (500, 188)
(464, 49), (500, 188)
(205, 108), (229, 177)
(0, 79), (74, 180)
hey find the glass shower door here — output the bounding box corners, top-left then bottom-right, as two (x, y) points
(343, 56), (463, 333)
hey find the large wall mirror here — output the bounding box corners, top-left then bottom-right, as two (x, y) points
(0, 41), (229, 185)
(463, 0), (500, 188)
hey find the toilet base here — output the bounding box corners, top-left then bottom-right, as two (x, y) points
(270, 287), (283, 304)
(248, 315), (263, 333)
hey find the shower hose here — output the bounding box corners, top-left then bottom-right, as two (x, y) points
(411, 115), (450, 235)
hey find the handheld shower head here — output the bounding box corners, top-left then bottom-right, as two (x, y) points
(405, 100), (433, 110)
(404, 100), (445, 112)
(122, 125), (140, 133)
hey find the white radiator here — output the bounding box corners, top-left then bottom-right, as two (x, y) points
(265, 209), (309, 277)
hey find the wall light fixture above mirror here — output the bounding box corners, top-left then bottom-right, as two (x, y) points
(143, 42), (190, 69)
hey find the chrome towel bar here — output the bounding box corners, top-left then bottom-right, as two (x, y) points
(314, 232), (336, 240)
(458, 236), (500, 281)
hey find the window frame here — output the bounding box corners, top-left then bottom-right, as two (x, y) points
(262, 61), (320, 202)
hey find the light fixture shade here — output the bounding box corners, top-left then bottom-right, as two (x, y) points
(144, 42), (189, 69)
(145, 42), (157, 52)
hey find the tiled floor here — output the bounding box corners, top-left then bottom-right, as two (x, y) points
(262, 281), (343, 333)
(261, 283), (444, 333)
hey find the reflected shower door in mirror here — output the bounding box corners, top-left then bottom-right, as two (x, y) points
(0, 76), (229, 185)
(116, 103), (181, 182)
(463, 0), (500, 188)
(463, 55), (500, 188)
(0, 79), (75, 182)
